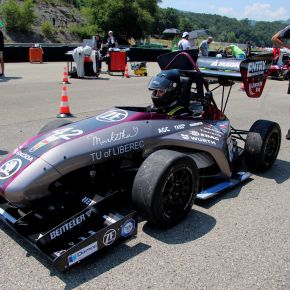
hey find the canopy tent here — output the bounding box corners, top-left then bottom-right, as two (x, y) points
(163, 28), (180, 34)
(188, 29), (209, 39)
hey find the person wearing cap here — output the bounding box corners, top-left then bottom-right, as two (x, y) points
(199, 36), (213, 56)
(0, 21), (4, 76)
(178, 32), (190, 51)
(106, 30), (118, 49)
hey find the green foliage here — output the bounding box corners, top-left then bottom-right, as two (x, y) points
(174, 11), (287, 47)
(77, 0), (288, 46)
(41, 20), (55, 38)
(69, 24), (96, 39)
(79, 0), (159, 39)
(1, 0), (37, 32)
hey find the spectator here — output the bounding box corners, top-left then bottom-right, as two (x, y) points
(199, 36), (213, 56)
(93, 34), (102, 50)
(106, 30), (118, 49)
(0, 21), (4, 77)
(272, 25), (290, 139)
(225, 44), (246, 59)
(178, 32), (190, 51)
(171, 34), (181, 52)
(246, 41), (252, 57)
(272, 47), (281, 65)
(272, 25), (290, 50)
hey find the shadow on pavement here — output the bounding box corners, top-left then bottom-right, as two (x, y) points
(195, 178), (252, 209)
(253, 159), (290, 184)
(0, 222), (150, 289)
(142, 209), (216, 245)
(58, 242), (150, 290)
(0, 76), (22, 82)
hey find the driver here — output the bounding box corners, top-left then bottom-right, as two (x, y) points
(147, 69), (190, 116)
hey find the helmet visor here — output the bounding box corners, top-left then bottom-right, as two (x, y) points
(148, 76), (176, 91)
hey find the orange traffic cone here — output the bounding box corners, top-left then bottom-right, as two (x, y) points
(124, 63), (130, 78)
(57, 85), (74, 118)
(61, 66), (71, 84)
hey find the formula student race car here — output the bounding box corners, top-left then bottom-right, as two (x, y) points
(0, 50), (280, 271)
(268, 53), (290, 80)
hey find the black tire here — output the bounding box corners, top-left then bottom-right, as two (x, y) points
(38, 119), (73, 134)
(244, 120), (281, 172)
(132, 149), (199, 228)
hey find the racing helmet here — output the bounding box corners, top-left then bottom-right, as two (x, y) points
(148, 69), (182, 109)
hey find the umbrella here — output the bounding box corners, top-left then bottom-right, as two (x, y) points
(188, 29), (209, 39)
(163, 28), (180, 34)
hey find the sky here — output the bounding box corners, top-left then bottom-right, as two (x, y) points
(158, 0), (289, 22)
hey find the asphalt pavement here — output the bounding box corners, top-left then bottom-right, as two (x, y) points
(0, 61), (289, 290)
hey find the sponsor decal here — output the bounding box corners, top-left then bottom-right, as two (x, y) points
(90, 140), (144, 161)
(189, 122), (203, 127)
(29, 127), (84, 153)
(15, 151), (34, 162)
(200, 129), (222, 138)
(203, 125), (224, 134)
(121, 218), (136, 237)
(158, 127), (170, 134)
(189, 130), (200, 137)
(174, 124), (185, 130)
(210, 60), (240, 69)
(50, 209), (92, 240)
(68, 241), (98, 266)
(81, 197), (96, 206)
(103, 229), (116, 246)
(249, 81), (263, 96)
(181, 134), (216, 145)
(88, 127), (138, 146)
(247, 61), (266, 77)
(189, 131), (220, 141)
(0, 158), (22, 180)
(217, 123), (228, 133)
(96, 109), (128, 123)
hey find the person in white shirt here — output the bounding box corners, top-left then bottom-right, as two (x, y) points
(178, 32), (190, 50)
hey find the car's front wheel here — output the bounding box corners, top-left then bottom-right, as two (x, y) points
(244, 120), (281, 172)
(132, 149), (199, 228)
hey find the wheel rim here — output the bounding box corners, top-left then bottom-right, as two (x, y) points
(264, 131), (279, 163)
(161, 167), (194, 219)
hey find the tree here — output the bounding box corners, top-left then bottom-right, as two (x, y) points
(1, 0), (37, 31)
(79, 0), (159, 38)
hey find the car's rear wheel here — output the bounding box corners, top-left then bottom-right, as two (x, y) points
(38, 119), (73, 134)
(132, 149), (198, 228)
(244, 120), (281, 172)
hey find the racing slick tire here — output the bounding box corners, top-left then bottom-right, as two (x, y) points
(38, 119), (73, 134)
(244, 120), (281, 172)
(132, 149), (199, 228)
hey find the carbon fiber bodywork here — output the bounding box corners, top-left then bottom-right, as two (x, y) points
(0, 109), (234, 204)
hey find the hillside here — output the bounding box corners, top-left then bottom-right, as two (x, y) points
(2, 1), (86, 44)
(1, 1), (289, 46)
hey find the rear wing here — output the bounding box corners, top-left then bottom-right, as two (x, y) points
(157, 51), (273, 98)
